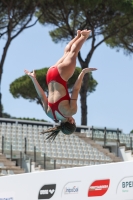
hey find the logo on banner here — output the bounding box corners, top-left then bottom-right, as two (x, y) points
(38, 184), (56, 199)
(88, 179), (110, 197)
(62, 181), (81, 197)
(116, 176), (133, 196)
(64, 186), (79, 194)
(122, 181), (133, 189)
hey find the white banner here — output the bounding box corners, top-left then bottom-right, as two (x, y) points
(0, 161), (133, 200)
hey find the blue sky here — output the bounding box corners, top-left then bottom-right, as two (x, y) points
(0, 21), (133, 133)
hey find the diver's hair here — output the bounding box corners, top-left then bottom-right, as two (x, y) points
(40, 122), (76, 141)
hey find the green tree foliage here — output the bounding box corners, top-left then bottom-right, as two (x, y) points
(105, 22), (133, 55)
(10, 68), (48, 107)
(0, 0), (42, 117)
(104, 0), (133, 54)
(10, 67), (97, 107)
(35, 0), (133, 125)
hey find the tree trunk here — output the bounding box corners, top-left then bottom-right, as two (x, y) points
(78, 50), (93, 125)
(80, 73), (89, 125)
(0, 66), (2, 117)
(0, 39), (11, 117)
(0, 67), (3, 117)
(0, 93), (2, 118)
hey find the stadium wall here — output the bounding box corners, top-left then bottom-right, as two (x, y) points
(0, 161), (133, 200)
(119, 146), (133, 161)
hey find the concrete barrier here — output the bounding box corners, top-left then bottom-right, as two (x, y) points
(0, 161), (133, 200)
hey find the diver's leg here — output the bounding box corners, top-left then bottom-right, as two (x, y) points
(58, 30), (91, 80)
(55, 30), (81, 66)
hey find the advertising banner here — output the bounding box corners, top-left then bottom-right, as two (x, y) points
(0, 161), (132, 200)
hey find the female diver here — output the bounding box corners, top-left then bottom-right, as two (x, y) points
(24, 29), (97, 140)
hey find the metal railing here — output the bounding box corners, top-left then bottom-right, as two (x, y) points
(1, 136), (57, 172)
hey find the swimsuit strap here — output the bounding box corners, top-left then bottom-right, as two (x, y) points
(48, 94), (70, 120)
(46, 66), (70, 121)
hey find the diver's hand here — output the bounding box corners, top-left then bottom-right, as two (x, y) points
(24, 69), (36, 79)
(82, 68), (97, 74)
(68, 117), (76, 124)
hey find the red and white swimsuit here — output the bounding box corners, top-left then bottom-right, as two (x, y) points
(46, 66), (70, 121)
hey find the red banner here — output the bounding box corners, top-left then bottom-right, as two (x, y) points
(88, 179), (110, 197)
